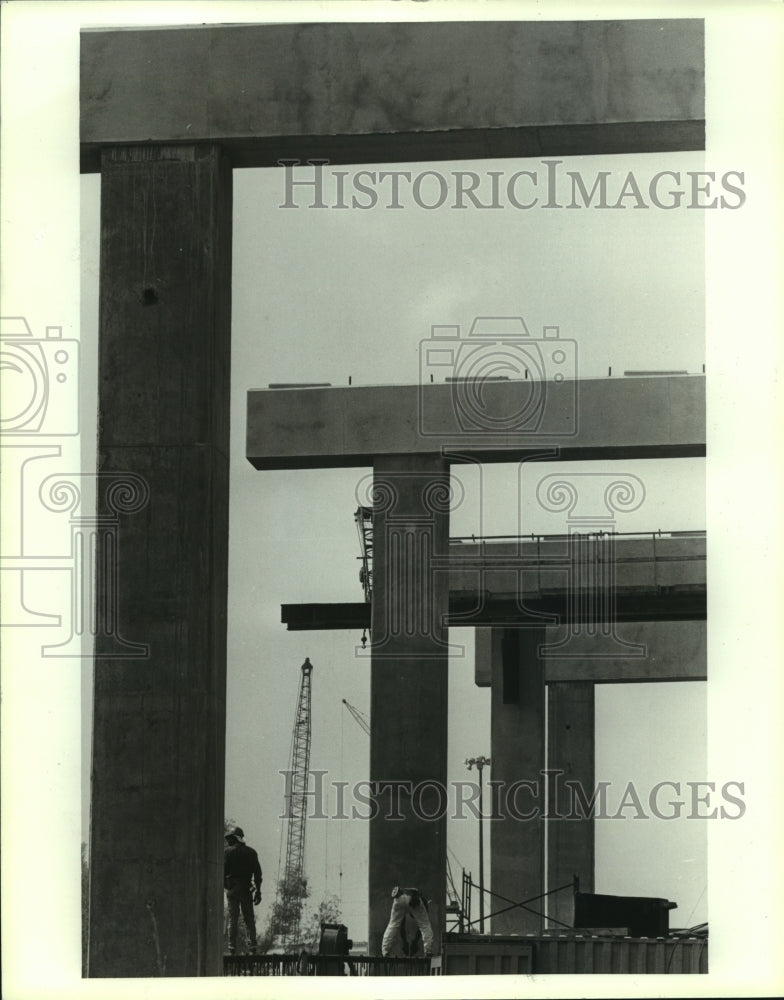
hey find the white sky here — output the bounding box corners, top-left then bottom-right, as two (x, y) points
(218, 154), (711, 932)
(80, 151), (709, 935)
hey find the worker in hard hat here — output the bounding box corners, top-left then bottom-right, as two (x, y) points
(224, 826), (263, 954)
(381, 886), (434, 958)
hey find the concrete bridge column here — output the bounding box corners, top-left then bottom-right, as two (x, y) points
(368, 454), (450, 954)
(547, 681), (595, 928)
(88, 145), (232, 977)
(490, 626), (546, 934)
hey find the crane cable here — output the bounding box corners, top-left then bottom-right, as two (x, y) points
(445, 853), (459, 904)
(447, 846), (468, 898)
(272, 686), (299, 919)
(342, 698), (370, 736)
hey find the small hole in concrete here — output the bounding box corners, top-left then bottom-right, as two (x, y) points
(142, 287), (158, 306)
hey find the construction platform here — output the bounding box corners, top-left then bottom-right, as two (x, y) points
(224, 930), (707, 976)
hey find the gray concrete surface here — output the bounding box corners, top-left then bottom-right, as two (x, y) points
(88, 146), (232, 977)
(543, 619), (707, 683)
(490, 627), (546, 934)
(547, 681), (596, 929)
(81, 20), (704, 171)
(247, 376), (705, 469)
(281, 534), (707, 633)
(368, 455), (450, 955)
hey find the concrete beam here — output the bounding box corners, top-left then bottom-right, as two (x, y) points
(544, 619), (707, 683)
(450, 534), (707, 602)
(281, 532), (706, 631)
(475, 620), (706, 686)
(247, 376), (705, 470)
(88, 146), (231, 977)
(282, 591), (706, 631)
(81, 20), (704, 172)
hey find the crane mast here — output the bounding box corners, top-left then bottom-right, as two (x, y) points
(354, 506), (373, 603)
(273, 657), (313, 950)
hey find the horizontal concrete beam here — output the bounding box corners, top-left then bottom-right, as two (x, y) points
(544, 619), (706, 682)
(475, 620), (706, 685)
(450, 534), (706, 598)
(282, 591), (706, 631)
(80, 20), (704, 172)
(248, 375), (705, 469)
(282, 534), (706, 630)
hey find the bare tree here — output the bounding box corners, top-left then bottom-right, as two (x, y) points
(300, 895), (344, 951)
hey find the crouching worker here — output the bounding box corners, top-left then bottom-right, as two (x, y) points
(224, 826), (263, 955)
(381, 886), (434, 958)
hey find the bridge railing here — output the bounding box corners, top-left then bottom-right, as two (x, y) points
(223, 953), (433, 976)
(449, 529), (706, 543)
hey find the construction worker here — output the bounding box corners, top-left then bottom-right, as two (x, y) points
(224, 826), (263, 954)
(381, 886), (434, 958)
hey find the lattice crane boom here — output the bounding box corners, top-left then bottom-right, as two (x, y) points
(342, 697), (370, 736)
(354, 506), (373, 603)
(272, 657), (313, 950)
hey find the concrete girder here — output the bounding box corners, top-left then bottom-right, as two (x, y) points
(81, 21), (704, 172)
(247, 377), (705, 470)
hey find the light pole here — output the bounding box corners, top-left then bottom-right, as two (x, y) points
(465, 755), (491, 933)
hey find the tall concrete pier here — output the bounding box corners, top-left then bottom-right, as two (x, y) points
(368, 455), (450, 954)
(89, 146), (232, 976)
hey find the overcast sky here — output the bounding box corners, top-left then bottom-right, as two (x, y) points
(80, 150), (708, 935)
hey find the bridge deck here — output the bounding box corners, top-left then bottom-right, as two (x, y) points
(281, 533), (706, 631)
